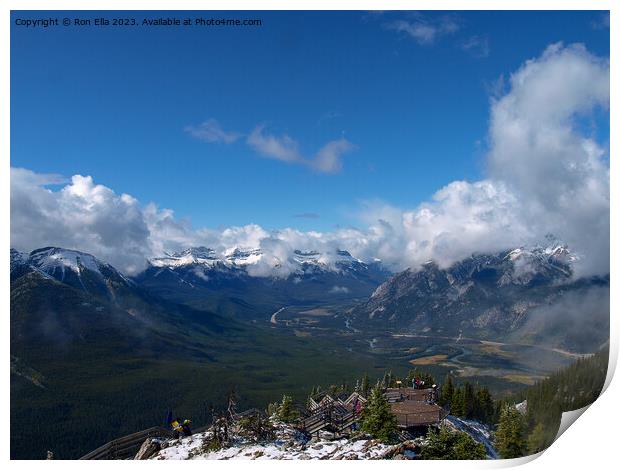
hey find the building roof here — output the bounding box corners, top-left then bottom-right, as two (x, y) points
(390, 400), (446, 427)
(384, 386), (444, 427)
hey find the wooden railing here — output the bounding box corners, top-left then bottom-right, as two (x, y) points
(80, 424), (209, 460)
(301, 403), (359, 435)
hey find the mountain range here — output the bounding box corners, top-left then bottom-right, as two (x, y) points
(9, 242), (609, 459)
(9, 245), (393, 459)
(134, 246), (390, 319)
(350, 243), (609, 351)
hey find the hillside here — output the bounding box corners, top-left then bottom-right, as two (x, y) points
(9, 248), (402, 459)
(350, 244), (609, 352)
(519, 345), (609, 452)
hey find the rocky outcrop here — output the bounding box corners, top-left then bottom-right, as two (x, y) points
(135, 438), (163, 460)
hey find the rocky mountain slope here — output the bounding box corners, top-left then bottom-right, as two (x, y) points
(350, 243), (609, 350)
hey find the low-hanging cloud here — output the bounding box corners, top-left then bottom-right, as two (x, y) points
(515, 286), (610, 352)
(11, 43), (609, 278)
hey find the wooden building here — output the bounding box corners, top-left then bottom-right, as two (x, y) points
(385, 386), (447, 429)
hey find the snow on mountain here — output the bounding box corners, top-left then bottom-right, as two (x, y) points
(352, 239), (590, 338)
(499, 241), (576, 286)
(29, 247), (106, 278)
(10, 248), (28, 271)
(148, 246), (373, 278)
(150, 247), (221, 268)
(11, 247), (131, 286)
(225, 248), (264, 267)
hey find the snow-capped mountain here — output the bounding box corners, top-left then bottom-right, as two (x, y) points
(150, 247), (221, 268)
(149, 246), (371, 275)
(134, 246), (390, 319)
(499, 242), (577, 286)
(11, 247), (132, 297)
(351, 242), (608, 344)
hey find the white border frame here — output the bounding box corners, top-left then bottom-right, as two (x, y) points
(2, 2), (616, 468)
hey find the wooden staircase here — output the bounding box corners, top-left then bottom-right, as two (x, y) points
(301, 402), (359, 435)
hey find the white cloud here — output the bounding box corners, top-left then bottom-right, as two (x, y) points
(247, 126), (354, 174)
(312, 138), (355, 173)
(185, 119), (242, 144)
(246, 126), (302, 163)
(10, 43), (609, 278)
(385, 16), (459, 45)
(487, 43), (609, 276)
(461, 35), (490, 58)
(186, 119), (355, 174)
(11, 168), (152, 273)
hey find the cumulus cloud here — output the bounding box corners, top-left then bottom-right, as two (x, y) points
(185, 119), (242, 144)
(385, 15), (459, 45)
(247, 126), (354, 173)
(11, 168), (152, 273)
(487, 43), (609, 276)
(10, 43), (609, 278)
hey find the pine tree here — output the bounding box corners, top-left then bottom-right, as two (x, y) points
(382, 370), (394, 388)
(406, 369), (416, 385)
(276, 395), (298, 424)
(439, 374), (454, 407)
(527, 423), (547, 454)
(361, 373), (370, 397)
(422, 372), (435, 388)
(463, 382), (475, 419)
(475, 387), (494, 423)
(359, 385), (397, 442)
(453, 431), (487, 459)
(421, 427), (486, 460)
(451, 388), (464, 416)
(494, 405), (528, 459)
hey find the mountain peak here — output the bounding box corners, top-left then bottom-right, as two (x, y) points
(148, 246), (372, 275)
(28, 247), (108, 277)
(11, 247), (131, 290)
(151, 247), (220, 268)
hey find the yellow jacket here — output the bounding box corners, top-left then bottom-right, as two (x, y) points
(171, 419), (191, 431)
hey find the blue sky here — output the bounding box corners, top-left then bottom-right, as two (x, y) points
(11, 10), (610, 233)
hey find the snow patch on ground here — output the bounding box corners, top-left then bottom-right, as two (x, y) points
(445, 415), (498, 459)
(153, 422), (403, 460)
